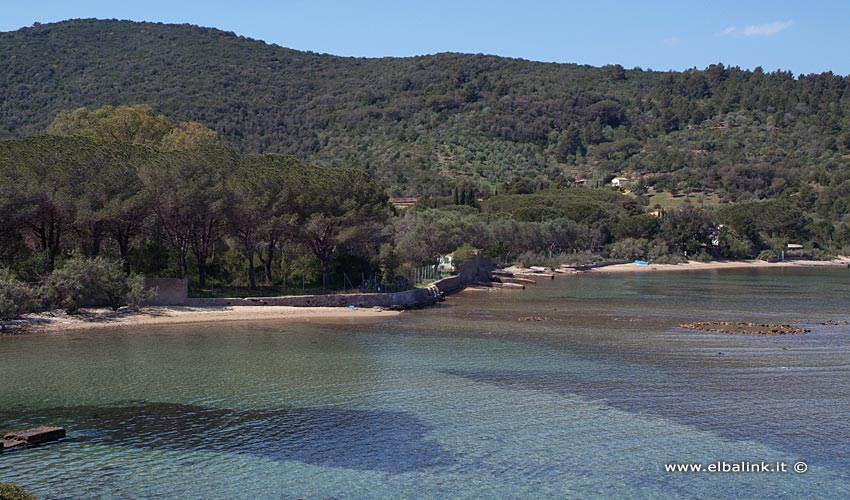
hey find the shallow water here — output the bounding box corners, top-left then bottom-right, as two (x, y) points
(1, 268), (849, 499)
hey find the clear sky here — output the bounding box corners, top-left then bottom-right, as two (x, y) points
(2, 0), (848, 75)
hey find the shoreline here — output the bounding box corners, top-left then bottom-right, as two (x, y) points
(4, 258), (848, 336)
(581, 258), (850, 274)
(1, 305), (400, 336)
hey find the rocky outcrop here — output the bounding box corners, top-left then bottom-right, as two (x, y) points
(680, 321), (810, 335)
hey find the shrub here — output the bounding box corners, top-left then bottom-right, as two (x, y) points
(0, 269), (38, 320)
(652, 253), (687, 265)
(0, 483), (37, 500)
(609, 238), (649, 261)
(558, 251), (599, 266)
(757, 249), (779, 262)
(44, 256), (152, 313)
(514, 251), (540, 268)
(513, 251), (583, 269)
(716, 227), (754, 259)
(646, 240), (679, 263)
(451, 243), (478, 264)
(812, 248), (836, 261)
(692, 250), (714, 262)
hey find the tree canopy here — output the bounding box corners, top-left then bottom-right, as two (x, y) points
(47, 104), (217, 150)
(2, 19), (850, 199)
(1, 20), (849, 296)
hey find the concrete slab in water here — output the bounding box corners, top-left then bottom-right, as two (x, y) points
(3, 426), (66, 447)
(2, 439), (27, 451)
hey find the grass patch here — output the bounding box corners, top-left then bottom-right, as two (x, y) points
(648, 189), (721, 210)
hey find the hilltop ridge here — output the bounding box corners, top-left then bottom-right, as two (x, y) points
(2, 19), (850, 198)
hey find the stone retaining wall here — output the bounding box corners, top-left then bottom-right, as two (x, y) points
(187, 287), (442, 309)
(143, 278), (189, 306)
(184, 253), (493, 309)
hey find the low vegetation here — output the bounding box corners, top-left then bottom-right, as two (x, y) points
(44, 256), (151, 313)
(0, 483), (36, 500)
(1, 256), (150, 320)
(0, 269), (37, 320)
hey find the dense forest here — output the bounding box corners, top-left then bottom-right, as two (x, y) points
(3, 19), (850, 199)
(0, 109), (841, 297)
(1, 19), (850, 317)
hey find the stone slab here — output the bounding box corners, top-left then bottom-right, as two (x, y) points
(2, 439), (27, 450)
(4, 426), (66, 445)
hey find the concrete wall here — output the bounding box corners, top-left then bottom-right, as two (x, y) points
(434, 253), (492, 294)
(187, 287), (441, 309)
(143, 278), (189, 306)
(169, 253), (493, 310)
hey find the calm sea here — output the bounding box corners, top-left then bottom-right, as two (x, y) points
(1, 268), (849, 499)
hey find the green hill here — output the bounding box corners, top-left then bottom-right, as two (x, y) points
(2, 18), (850, 199)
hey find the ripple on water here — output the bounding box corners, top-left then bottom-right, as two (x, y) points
(2, 268), (850, 499)
(0, 401), (456, 473)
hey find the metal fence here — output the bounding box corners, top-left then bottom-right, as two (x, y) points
(357, 264), (453, 293)
(406, 264), (452, 286)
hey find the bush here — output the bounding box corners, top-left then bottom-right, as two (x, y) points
(757, 249), (779, 262)
(513, 251), (582, 269)
(609, 238), (649, 261)
(513, 251), (535, 268)
(716, 228), (754, 259)
(646, 240), (683, 263)
(451, 243), (478, 264)
(558, 251), (600, 266)
(0, 483), (37, 500)
(44, 256), (151, 313)
(652, 253), (687, 265)
(0, 269), (38, 320)
(692, 250), (714, 262)
(813, 248), (836, 261)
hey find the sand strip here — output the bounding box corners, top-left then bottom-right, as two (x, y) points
(585, 259), (850, 274)
(1, 305), (400, 335)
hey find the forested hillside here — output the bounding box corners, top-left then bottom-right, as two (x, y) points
(3, 18), (850, 315)
(3, 19), (850, 199)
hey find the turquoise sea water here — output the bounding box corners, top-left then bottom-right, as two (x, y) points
(1, 268), (849, 499)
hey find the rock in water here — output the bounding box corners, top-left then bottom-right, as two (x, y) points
(3, 426), (66, 448)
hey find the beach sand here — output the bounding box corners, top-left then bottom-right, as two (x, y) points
(1, 305), (400, 335)
(586, 258), (850, 273)
(5, 258), (848, 335)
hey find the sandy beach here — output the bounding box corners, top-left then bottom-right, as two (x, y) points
(1, 305), (400, 335)
(5, 258), (848, 335)
(585, 258), (850, 273)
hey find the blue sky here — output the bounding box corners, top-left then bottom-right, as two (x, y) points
(2, 0), (848, 75)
